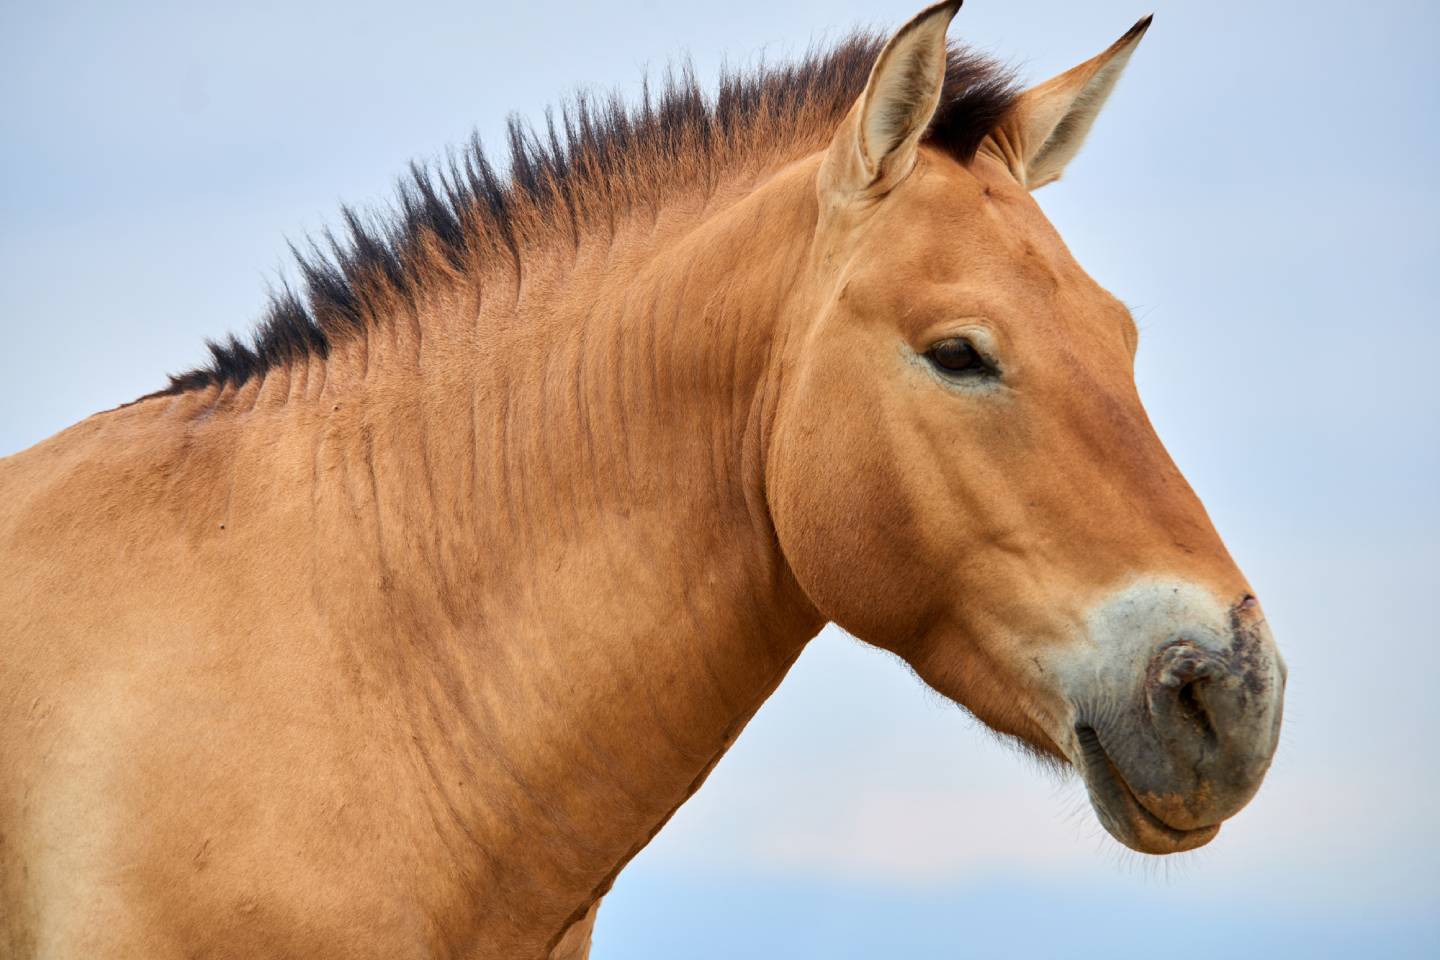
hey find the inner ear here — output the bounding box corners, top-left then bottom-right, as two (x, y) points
(984, 16), (1152, 190)
(858, 6), (957, 172)
(821, 1), (961, 198)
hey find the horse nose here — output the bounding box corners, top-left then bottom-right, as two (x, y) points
(1140, 603), (1283, 828)
(1069, 583), (1285, 851)
(1145, 641), (1226, 759)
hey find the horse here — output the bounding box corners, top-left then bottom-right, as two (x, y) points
(0, 2), (1286, 956)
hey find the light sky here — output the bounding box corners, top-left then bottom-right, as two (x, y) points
(3, 1), (1437, 956)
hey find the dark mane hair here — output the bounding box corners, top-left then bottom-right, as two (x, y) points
(158, 35), (1016, 396)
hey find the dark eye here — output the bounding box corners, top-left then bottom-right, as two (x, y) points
(927, 338), (988, 376)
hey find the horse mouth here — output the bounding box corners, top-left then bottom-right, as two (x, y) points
(1074, 725), (1219, 854)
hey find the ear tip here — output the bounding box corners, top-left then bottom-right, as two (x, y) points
(891, 1), (964, 47)
(919, 0), (965, 23)
(1108, 13), (1153, 51)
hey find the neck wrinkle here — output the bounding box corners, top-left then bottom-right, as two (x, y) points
(189, 160), (829, 956)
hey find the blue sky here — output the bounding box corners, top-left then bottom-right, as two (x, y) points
(3, 0), (1437, 955)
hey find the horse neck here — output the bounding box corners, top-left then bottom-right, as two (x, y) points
(224, 156), (829, 947)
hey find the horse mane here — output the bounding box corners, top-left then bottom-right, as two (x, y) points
(157, 34), (1016, 396)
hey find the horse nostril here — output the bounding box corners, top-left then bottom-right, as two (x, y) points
(1149, 641), (1219, 690)
(1146, 642), (1225, 744)
(1175, 678), (1217, 743)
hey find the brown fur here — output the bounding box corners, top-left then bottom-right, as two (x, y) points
(0, 5), (1279, 958)
(154, 35), (1013, 398)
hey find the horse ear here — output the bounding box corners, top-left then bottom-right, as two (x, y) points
(819, 1), (961, 201)
(986, 16), (1152, 190)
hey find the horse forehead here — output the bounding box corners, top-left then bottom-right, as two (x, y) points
(872, 161), (1082, 287)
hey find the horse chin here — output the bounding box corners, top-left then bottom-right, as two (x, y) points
(1076, 725), (1220, 855)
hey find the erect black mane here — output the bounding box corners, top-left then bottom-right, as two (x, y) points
(156, 35), (1016, 397)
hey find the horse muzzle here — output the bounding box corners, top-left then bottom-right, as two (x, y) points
(1061, 581), (1286, 854)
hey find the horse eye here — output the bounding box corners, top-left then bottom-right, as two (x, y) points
(927, 338), (987, 375)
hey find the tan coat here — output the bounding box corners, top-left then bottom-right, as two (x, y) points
(0, 4), (1284, 957)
